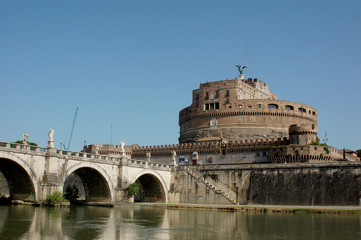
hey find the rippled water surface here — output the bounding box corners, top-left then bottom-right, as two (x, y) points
(0, 204), (360, 240)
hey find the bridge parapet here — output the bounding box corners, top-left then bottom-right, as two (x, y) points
(0, 141), (47, 153)
(124, 158), (171, 170)
(0, 141), (172, 170)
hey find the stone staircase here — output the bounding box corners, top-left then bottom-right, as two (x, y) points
(184, 167), (238, 205)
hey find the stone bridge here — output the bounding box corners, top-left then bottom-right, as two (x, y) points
(0, 142), (172, 205)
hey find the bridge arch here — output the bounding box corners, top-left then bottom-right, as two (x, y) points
(0, 153), (39, 203)
(65, 163), (115, 203)
(129, 170), (168, 203)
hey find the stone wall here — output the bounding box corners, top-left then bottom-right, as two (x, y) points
(175, 163), (361, 206)
(168, 168), (234, 205)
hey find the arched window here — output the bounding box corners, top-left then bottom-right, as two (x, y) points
(285, 105), (294, 110)
(268, 104), (278, 109)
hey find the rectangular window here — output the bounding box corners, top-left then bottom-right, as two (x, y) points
(226, 90), (230, 97)
(258, 104), (262, 108)
(205, 92), (209, 99)
(216, 90), (219, 98)
(205, 102), (220, 110)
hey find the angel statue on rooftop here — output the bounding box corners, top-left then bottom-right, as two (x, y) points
(236, 64), (247, 75)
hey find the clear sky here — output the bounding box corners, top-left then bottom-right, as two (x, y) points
(1, 0), (360, 151)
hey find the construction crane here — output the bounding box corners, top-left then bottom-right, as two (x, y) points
(63, 107), (79, 151)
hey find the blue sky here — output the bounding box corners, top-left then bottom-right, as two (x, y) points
(1, 0), (360, 151)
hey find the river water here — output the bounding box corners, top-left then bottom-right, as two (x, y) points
(0, 204), (360, 240)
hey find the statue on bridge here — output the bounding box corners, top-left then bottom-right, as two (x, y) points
(120, 141), (125, 153)
(171, 150), (177, 166)
(48, 129), (55, 148)
(22, 132), (28, 144)
(94, 144), (100, 155)
(120, 141), (126, 158)
(146, 152), (151, 162)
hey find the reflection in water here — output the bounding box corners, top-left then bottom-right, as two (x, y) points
(0, 205), (34, 240)
(0, 205), (360, 240)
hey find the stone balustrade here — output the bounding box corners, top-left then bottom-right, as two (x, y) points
(0, 141), (171, 170)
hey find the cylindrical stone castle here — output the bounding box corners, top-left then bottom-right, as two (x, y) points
(179, 77), (318, 143)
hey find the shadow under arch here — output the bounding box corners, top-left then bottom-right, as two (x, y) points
(64, 167), (112, 203)
(0, 157), (36, 203)
(132, 173), (167, 203)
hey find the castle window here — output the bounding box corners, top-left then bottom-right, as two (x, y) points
(268, 104), (278, 109)
(196, 94), (199, 100)
(258, 104), (262, 108)
(298, 107), (306, 113)
(285, 105), (294, 110)
(196, 100), (199, 107)
(216, 90), (219, 98)
(312, 111), (316, 116)
(225, 98), (230, 104)
(205, 92), (209, 99)
(205, 102), (220, 110)
(226, 90), (230, 97)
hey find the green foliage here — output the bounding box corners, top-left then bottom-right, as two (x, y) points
(324, 146), (330, 154)
(14, 140), (38, 146)
(320, 153), (324, 158)
(295, 149), (300, 156)
(127, 182), (140, 197)
(356, 149), (361, 158)
(63, 185), (79, 203)
(310, 137), (320, 145)
(46, 191), (64, 206)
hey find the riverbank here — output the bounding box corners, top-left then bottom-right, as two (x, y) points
(131, 202), (361, 214)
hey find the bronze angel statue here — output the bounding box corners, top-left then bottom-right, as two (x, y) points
(236, 65), (247, 75)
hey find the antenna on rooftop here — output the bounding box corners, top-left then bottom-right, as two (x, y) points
(323, 131), (328, 145)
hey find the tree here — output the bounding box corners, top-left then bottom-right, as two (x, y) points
(356, 149), (361, 158)
(63, 185), (79, 203)
(14, 140), (38, 146)
(46, 191), (64, 206)
(127, 182), (140, 197)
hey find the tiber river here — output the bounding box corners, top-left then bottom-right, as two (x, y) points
(0, 204), (360, 240)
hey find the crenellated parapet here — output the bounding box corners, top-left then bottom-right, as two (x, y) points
(131, 137), (290, 158)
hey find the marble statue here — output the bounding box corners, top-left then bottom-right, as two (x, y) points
(22, 132), (29, 144)
(120, 141), (125, 153)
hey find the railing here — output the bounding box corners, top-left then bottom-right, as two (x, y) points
(0, 141), (171, 170)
